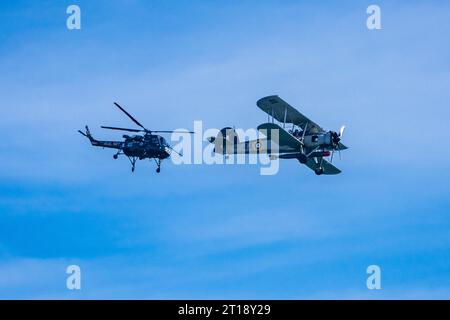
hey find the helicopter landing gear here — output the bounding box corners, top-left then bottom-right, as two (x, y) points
(127, 156), (137, 172)
(153, 158), (162, 173)
(298, 153), (308, 164)
(113, 150), (122, 159)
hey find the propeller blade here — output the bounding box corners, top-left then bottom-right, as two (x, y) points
(101, 126), (142, 132)
(113, 102), (146, 130)
(339, 125), (346, 137)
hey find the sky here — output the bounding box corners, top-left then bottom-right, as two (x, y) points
(0, 0), (449, 299)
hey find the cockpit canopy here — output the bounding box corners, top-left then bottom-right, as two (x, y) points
(146, 134), (167, 146)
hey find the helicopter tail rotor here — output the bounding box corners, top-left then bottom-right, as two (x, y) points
(78, 126), (96, 142)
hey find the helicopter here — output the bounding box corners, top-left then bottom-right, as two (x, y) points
(78, 102), (193, 173)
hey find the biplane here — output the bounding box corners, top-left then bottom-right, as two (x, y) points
(208, 95), (348, 175)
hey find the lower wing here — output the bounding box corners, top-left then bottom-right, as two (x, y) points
(304, 157), (341, 175)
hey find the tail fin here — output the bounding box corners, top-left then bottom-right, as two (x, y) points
(78, 125), (96, 143)
(208, 127), (239, 154)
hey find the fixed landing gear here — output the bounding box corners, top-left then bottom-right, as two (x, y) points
(313, 155), (324, 175)
(314, 167), (324, 175)
(298, 154), (308, 164)
(113, 154), (118, 159)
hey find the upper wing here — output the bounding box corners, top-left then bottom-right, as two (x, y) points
(304, 157), (341, 175)
(257, 122), (301, 150)
(256, 95), (325, 134)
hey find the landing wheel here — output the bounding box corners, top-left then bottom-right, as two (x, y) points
(154, 158), (162, 173)
(298, 154), (307, 164)
(131, 167), (135, 172)
(113, 154), (118, 159)
(314, 167), (324, 175)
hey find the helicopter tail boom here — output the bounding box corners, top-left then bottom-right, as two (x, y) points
(78, 126), (123, 149)
(78, 125), (97, 143)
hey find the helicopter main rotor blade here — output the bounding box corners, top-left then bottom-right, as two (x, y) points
(101, 126), (143, 132)
(151, 130), (195, 134)
(113, 102), (146, 130)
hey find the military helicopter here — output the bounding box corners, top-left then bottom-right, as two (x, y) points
(78, 102), (193, 173)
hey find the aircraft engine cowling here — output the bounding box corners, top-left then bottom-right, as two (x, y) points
(330, 131), (341, 146)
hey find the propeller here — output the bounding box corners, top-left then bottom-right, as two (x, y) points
(330, 145), (342, 163)
(339, 125), (346, 138)
(101, 102), (194, 134)
(330, 125), (346, 163)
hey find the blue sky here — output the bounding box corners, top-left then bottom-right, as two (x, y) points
(0, 0), (449, 299)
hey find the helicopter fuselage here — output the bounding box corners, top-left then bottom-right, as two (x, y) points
(122, 134), (170, 160)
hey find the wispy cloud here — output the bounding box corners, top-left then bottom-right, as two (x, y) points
(1, 0), (449, 299)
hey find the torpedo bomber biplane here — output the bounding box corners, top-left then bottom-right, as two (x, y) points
(78, 102), (193, 173)
(209, 95), (348, 175)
